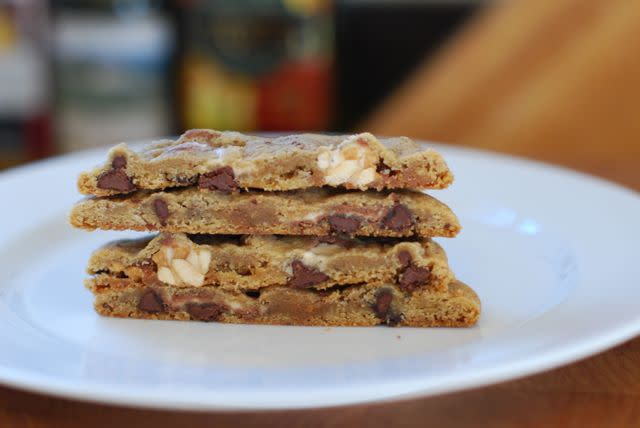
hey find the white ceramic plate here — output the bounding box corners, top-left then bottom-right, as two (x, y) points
(0, 143), (639, 411)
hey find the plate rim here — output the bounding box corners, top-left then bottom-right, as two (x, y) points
(0, 316), (638, 411)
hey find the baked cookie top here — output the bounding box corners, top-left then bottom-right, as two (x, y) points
(87, 233), (453, 292)
(78, 130), (454, 196)
(70, 188), (461, 238)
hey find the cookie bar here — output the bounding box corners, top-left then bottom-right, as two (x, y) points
(87, 277), (480, 327)
(70, 188), (460, 238)
(78, 130), (454, 196)
(87, 233), (454, 293)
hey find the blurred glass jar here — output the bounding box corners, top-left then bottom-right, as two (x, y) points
(53, 0), (174, 151)
(176, 0), (333, 132)
(0, 0), (52, 168)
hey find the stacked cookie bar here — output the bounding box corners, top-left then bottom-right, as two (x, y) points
(70, 130), (480, 327)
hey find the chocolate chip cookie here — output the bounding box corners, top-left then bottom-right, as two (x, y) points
(86, 233), (453, 292)
(70, 129), (480, 328)
(70, 188), (460, 238)
(88, 277), (480, 327)
(78, 130), (454, 196)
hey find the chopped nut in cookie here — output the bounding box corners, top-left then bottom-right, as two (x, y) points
(153, 239), (212, 287)
(317, 135), (380, 188)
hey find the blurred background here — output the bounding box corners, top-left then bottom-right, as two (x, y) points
(1, 0), (638, 188)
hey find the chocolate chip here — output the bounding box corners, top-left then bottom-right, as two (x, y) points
(186, 302), (223, 322)
(288, 260), (329, 288)
(373, 289), (402, 325)
(397, 250), (412, 268)
(137, 289), (164, 313)
(327, 214), (362, 234)
(381, 204), (414, 231)
(111, 155), (127, 169)
(97, 168), (136, 192)
(153, 198), (169, 226)
(97, 155), (136, 192)
(373, 289), (393, 318)
(198, 166), (238, 193)
(399, 265), (432, 292)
